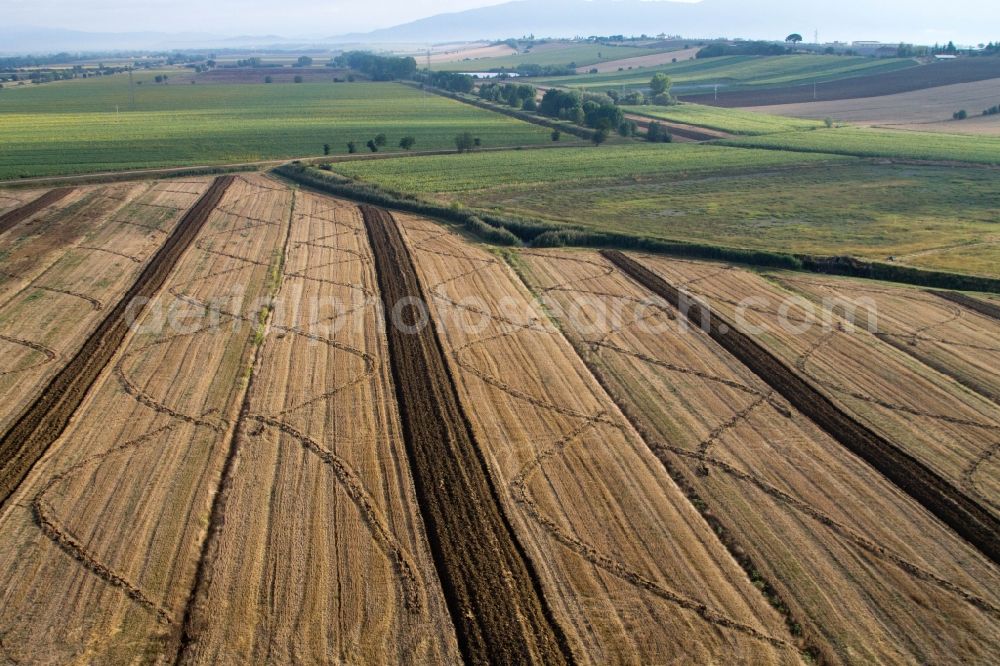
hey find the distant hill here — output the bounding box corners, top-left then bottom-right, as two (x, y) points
(334, 0), (992, 46)
(0, 27), (302, 55)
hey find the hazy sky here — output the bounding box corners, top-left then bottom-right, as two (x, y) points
(7, 0), (508, 34)
(6, 0), (997, 41)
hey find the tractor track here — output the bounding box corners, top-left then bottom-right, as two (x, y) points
(397, 224), (805, 655)
(0, 182), (211, 383)
(1, 179), (424, 663)
(0, 189), (74, 236)
(362, 206), (576, 666)
(0, 176), (235, 510)
(517, 250), (1000, 627)
(176, 186), (427, 663)
(602, 249), (1000, 565)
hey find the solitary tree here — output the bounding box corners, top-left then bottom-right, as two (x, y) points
(551, 129), (561, 142)
(347, 141), (358, 153)
(399, 136), (416, 150)
(264, 75), (273, 83)
(293, 75), (304, 83)
(373, 133), (387, 147)
(323, 143), (331, 155)
(297, 56), (314, 66)
(786, 33), (803, 44)
(649, 73), (672, 97)
(366, 139), (378, 152)
(455, 132), (476, 152)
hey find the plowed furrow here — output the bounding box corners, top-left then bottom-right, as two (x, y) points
(602, 249), (1000, 566)
(0, 188), (74, 235)
(361, 205), (573, 666)
(933, 290), (1000, 322)
(0, 176), (234, 509)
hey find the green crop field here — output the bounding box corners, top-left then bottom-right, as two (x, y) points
(332, 145), (999, 277)
(0, 78), (559, 179)
(331, 143), (850, 193)
(433, 43), (673, 71)
(624, 103), (824, 134)
(533, 55), (917, 92)
(720, 127), (1000, 164)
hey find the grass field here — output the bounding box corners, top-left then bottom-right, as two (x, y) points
(624, 103), (825, 135)
(331, 143), (850, 192)
(331, 150), (999, 277)
(720, 127), (1000, 164)
(432, 42), (669, 71)
(0, 79), (557, 179)
(533, 55), (917, 92)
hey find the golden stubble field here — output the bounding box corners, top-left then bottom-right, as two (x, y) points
(0, 178), (998, 664)
(397, 216), (802, 664)
(0, 180), (211, 434)
(516, 249), (1000, 664)
(179, 190), (459, 665)
(635, 256), (1000, 521)
(0, 175), (289, 661)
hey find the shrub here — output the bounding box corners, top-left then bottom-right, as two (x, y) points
(551, 129), (561, 142)
(646, 122), (673, 143)
(399, 136), (416, 150)
(455, 132), (476, 152)
(373, 133), (387, 147)
(347, 141), (357, 154)
(293, 75), (303, 83)
(953, 109), (968, 120)
(824, 117), (834, 128)
(366, 139), (378, 152)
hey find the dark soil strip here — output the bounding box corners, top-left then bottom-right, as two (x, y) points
(931, 290), (1000, 322)
(0, 176), (234, 509)
(602, 249), (1000, 566)
(362, 205), (573, 666)
(0, 188), (74, 235)
(682, 59), (1000, 107)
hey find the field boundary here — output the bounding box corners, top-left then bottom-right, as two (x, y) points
(362, 205), (574, 665)
(0, 175), (235, 510)
(0, 188), (74, 234)
(602, 249), (1000, 565)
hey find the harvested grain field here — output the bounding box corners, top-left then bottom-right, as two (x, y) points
(396, 214), (803, 664)
(0, 175), (290, 662)
(516, 248), (1000, 664)
(771, 274), (1000, 405)
(632, 255), (1000, 533)
(0, 180), (211, 435)
(577, 47), (700, 73)
(178, 190), (460, 665)
(0, 188), (75, 233)
(744, 78), (1000, 135)
(0, 189), (48, 217)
